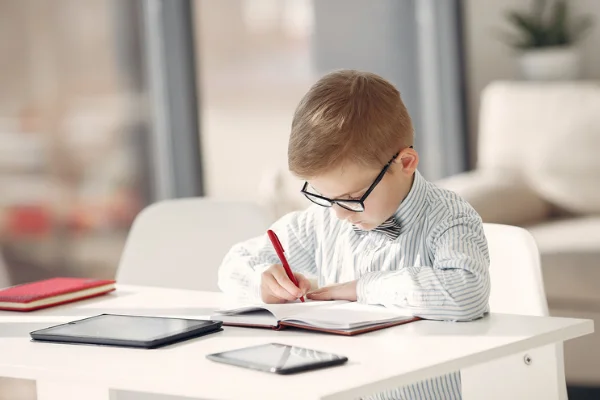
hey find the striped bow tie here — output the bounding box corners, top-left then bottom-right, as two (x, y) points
(353, 216), (401, 241)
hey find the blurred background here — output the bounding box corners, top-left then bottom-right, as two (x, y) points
(1, 0), (599, 399)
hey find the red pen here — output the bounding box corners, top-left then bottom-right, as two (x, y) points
(267, 229), (305, 302)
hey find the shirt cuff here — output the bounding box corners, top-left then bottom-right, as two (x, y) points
(357, 272), (380, 304)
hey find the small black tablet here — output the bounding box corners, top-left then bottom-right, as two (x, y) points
(206, 343), (348, 374)
(30, 314), (222, 349)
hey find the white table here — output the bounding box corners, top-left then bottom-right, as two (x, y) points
(0, 285), (593, 400)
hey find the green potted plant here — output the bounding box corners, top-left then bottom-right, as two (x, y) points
(501, 0), (594, 80)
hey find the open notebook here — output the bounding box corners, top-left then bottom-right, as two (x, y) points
(210, 301), (419, 336)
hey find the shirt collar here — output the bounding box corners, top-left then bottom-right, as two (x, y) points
(393, 170), (429, 234)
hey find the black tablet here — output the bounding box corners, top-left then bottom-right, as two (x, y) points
(30, 314), (223, 349)
(206, 343), (348, 374)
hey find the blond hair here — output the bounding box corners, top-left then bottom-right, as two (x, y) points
(288, 70), (414, 178)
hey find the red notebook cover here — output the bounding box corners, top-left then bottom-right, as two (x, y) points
(0, 277), (116, 312)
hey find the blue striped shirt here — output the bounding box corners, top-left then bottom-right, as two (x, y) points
(218, 170), (490, 399)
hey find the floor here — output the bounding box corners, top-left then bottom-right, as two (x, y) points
(568, 386), (600, 400)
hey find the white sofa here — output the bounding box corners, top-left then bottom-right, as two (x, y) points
(437, 81), (600, 386)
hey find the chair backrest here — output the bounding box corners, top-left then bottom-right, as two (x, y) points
(116, 198), (270, 291)
(478, 81), (600, 171)
(484, 223), (548, 317)
(483, 223), (566, 400)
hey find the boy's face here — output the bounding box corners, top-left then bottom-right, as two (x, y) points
(307, 149), (418, 230)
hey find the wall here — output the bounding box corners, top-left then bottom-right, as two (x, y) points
(194, 0), (314, 202)
(464, 0), (600, 165)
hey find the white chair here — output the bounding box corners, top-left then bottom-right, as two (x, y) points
(116, 198), (270, 291)
(462, 223), (567, 400)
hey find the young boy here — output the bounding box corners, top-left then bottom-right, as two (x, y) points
(218, 70), (490, 399)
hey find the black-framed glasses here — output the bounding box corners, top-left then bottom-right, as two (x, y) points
(301, 148), (409, 212)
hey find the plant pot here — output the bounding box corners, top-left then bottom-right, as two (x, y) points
(518, 46), (581, 80)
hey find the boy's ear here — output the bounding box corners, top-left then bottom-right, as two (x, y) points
(394, 146), (418, 175)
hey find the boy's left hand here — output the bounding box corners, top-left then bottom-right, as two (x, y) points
(306, 280), (357, 301)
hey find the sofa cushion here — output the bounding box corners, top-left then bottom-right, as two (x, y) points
(436, 170), (551, 226)
(526, 216), (600, 306)
(477, 81), (600, 171)
(525, 96), (600, 215)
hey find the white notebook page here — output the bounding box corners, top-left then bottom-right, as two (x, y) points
(284, 302), (413, 330)
(216, 300), (348, 320)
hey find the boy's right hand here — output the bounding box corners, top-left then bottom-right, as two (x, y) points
(261, 264), (311, 304)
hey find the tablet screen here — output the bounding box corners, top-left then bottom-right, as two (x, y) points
(34, 314), (216, 342)
(213, 343), (346, 370)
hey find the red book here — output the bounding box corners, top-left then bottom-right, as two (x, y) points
(0, 277), (116, 311)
